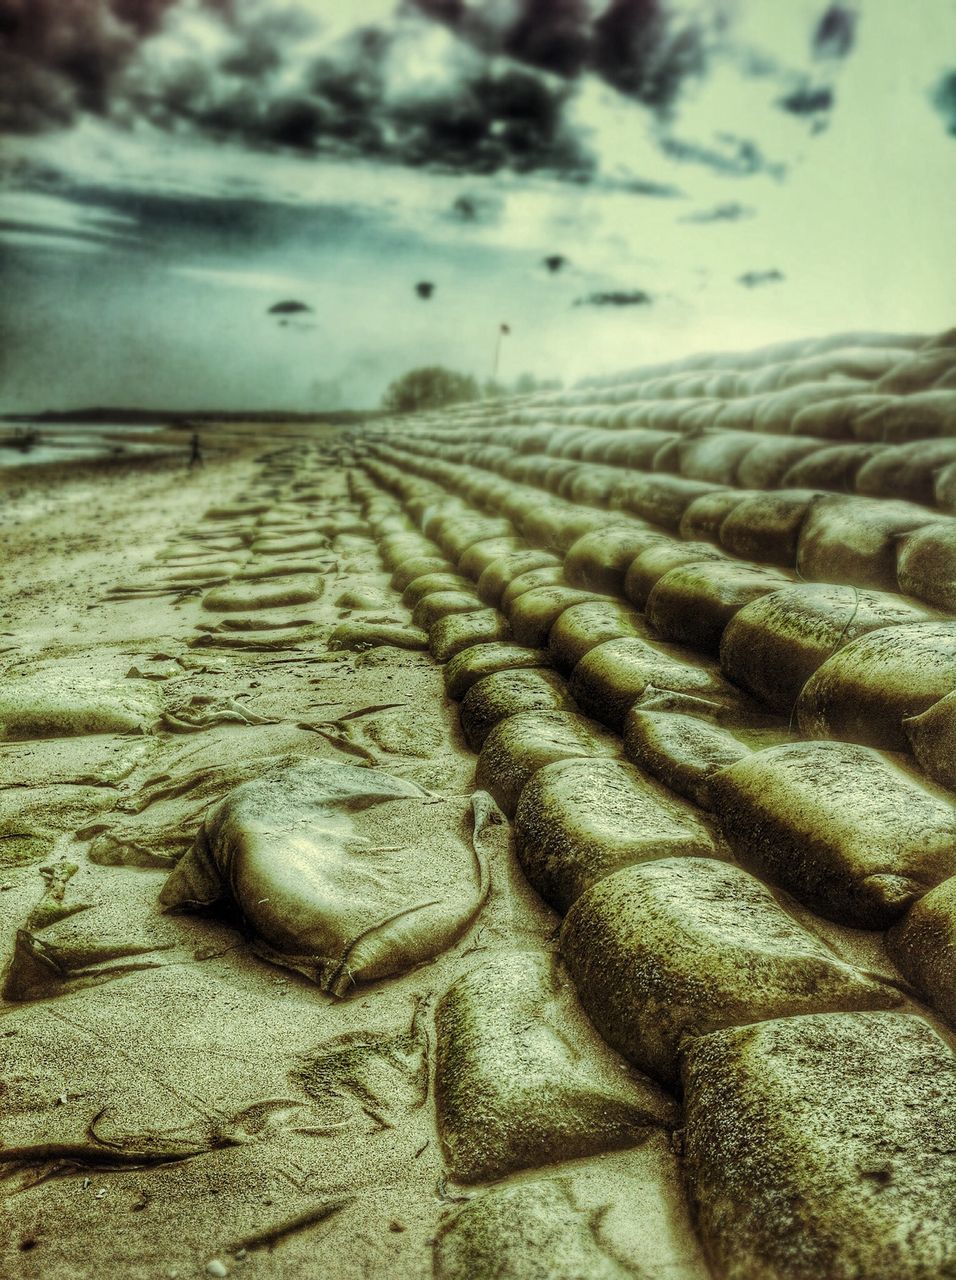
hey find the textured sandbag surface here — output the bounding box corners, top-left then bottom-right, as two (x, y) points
(680, 1014), (956, 1280)
(434, 952), (674, 1183)
(561, 859), (897, 1085)
(709, 740), (956, 927)
(721, 584), (941, 713)
(796, 621), (956, 750)
(514, 758), (717, 913)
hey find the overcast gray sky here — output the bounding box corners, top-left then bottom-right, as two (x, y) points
(1, 0), (954, 413)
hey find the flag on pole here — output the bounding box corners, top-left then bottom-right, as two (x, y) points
(500, 323), (511, 334)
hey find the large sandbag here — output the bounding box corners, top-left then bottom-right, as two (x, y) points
(623, 696), (786, 809)
(430, 610), (511, 663)
(563, 525), (666, 594)
(709, 740), (956, 926)
(753, 382), (867, 435)
(718, 490), (821, 564)
(874, 351), (956, 395)
(780, 441), (887, 490)
(675, 431), (755, 484)
(569, 636), (737, 731)
(402, 573), (472, 607)
(647, 561), (792, 653)
(888, 875), (956, 1026)
(796, 621), (956, 749)
(459, 668), (575, 750)
(500, 566), (566, 609)
(458, 536), (525, 580)
(853, 390), (956, 442)
(507, 585), (607, 648)
(514, 757), (716, 912)
(612, 474), (726, 529)
(561, 859), (897, 1086)
(855, 438), (956, 504)
(161, 759), (490, 996)
(681, 1013), (956, 1280)
(412, 590), (485, 631)
(790, 393), (894, 440)
(721, 584), (940, 713)
(444, 642), (551, 701)
(896, 520), (956, 610)
(475, 710), (620, 817)
(201, 576), (322, 612)
(547, 600), (651, 674)
(736, 437), (823, 488)
(390, 554), (451, 591)
(434, 1179), (637, 1280)
(0, 664), (161, 740)
(678, 489), (750, 546)
(476, 549), (561, 605)
(434, 953), (673, 1184)
(623, 540), (727, 608)
(796, 495), (935, 591)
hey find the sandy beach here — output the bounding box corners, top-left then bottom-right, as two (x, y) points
(1, 429), (706, 1280)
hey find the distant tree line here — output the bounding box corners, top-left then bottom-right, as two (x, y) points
(381, 366), (561, 414)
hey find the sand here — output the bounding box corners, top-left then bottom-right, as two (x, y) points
(0, 428), (705, 1280)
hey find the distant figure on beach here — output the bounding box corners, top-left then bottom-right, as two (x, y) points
(188, 430), (203, 469)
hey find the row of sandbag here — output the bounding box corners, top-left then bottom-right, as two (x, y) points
(573, 326), (944, 393)
(348, 458), (956, 1280)
(360, 438), (956, 801)
(404, 417), (956, 513)
(369, 430), (956, 617)
(356, 448), (956, 936)
(422, 328), (956, 443)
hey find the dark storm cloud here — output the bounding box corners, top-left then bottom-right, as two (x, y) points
(0, 0), (718, 180)
(738, 269), (784, 288)
(679, 201), (754, 224)
(778, 84), (833, 116)
(661, 133), (786, 179)
(409, 0), (707, 112)
(0, 0), (182, 130)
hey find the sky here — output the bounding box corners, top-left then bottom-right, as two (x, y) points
(0, 0), (954, 413)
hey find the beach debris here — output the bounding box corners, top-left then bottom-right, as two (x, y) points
(160, 759), (491, 996)
(160, 696), (277, 734)
(292, 1005), (428, 1131)
(229, 1196), (352, 1253)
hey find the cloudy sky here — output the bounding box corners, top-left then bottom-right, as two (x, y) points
(1, 0), (954, 413)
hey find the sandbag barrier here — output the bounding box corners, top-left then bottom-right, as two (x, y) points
(362, 423), (956, 614)
(348, 453), (956, 1278)
(358, 436), (956, 770)
(406, 325), (955, 439)
(354, 448), (956, 953)
(383, 404), (956, 512)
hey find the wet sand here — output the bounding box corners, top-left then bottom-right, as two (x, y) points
(0, 427), (701, 1279)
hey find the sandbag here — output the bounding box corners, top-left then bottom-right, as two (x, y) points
(796, 621), (956, 750)
(434, 953), (673, 1183)
(514, 757), (716, 912)
(681, 1013), (956, 1280)
(161, 759), (490, 995)
(721, 584), (940, 713)
(709, 740), (956, 927)
(561, 859), (897, 1085)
